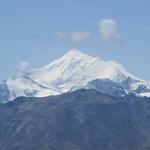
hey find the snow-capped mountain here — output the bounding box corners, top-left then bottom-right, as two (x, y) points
(0, 49), (150, 103)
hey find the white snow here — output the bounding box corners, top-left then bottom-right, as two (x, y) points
(5, 49), (150, 100)
(140, 92), (150, 97)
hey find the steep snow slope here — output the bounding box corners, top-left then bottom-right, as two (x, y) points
(1, 49), (150, 103)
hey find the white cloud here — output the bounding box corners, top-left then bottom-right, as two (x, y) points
(99, 19), (121, 43)
(56, 31), (91, 45)
(20, 61), (30, 71)
(55, 32), (66, 39)
(69, 32), (91, 44)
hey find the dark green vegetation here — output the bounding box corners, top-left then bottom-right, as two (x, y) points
(0, 89), (150, 150)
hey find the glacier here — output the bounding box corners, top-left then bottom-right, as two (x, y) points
(0, 49), (150, 103)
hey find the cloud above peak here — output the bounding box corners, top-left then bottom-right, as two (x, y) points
(56, 31), (91, 45)
(56, 18), (121, 48)
(99, 19), (121, 43)
(70, 32), (91, 44)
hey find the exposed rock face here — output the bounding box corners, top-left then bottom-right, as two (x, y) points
(0, 89), (150, 150)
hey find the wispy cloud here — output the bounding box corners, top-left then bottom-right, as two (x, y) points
(56, 32), (66, 39)
(141, 26), (150, 32)
(56, 31), (91, 45)
(99, 19), (121, 44)
(19, 61), (30, 71)
(56, 19), (121, 48)
(69, 32), (91, 44)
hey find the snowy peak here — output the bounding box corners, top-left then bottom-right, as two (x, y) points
(44, 49), (130, 82)
(62, 49), (89, 59)
(1, 49), (150, 103)
(44, 49), (94, 69)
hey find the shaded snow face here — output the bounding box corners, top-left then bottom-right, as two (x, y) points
(1, 49), (150, 103)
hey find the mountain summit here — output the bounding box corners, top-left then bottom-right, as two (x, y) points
(0, 49), (150, 103)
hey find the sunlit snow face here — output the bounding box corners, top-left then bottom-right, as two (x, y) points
(2, 49), (150, 103)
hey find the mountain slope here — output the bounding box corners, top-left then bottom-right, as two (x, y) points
(1, 49), (150, 103)
(0, 89), (150, 150)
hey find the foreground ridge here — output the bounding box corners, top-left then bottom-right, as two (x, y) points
(0, 89), (150, 150)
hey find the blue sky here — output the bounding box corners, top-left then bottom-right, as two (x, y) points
(0, 0), (150, 82)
